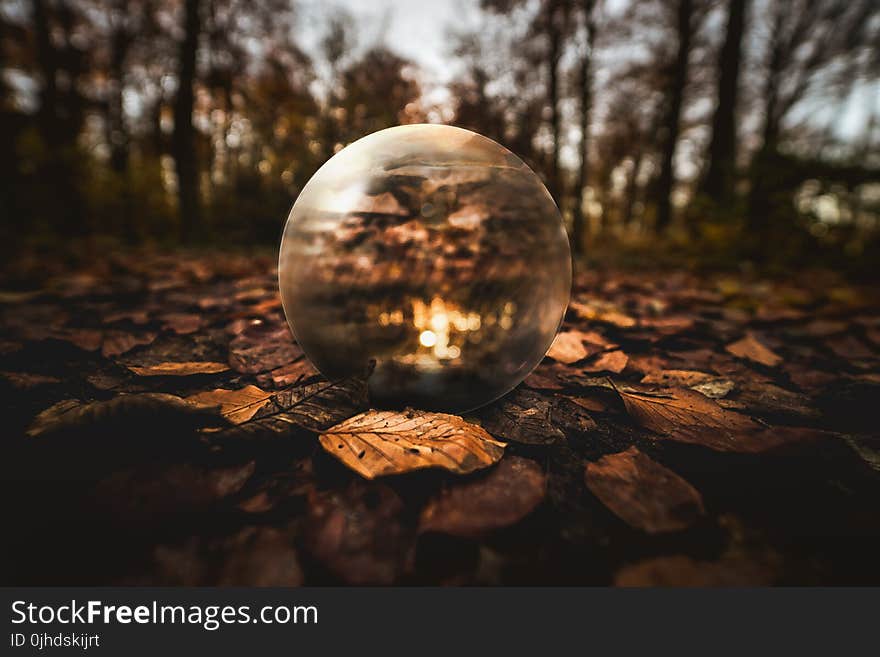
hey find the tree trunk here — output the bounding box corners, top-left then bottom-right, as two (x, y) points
(545, 0), (564, 204)
(622, 149), (643, 229)
(31, 0), (85, 236)
(699, 0), (747, 202)
(654, 0), (693, 233)
(746, 8), (785, 236)
(108, 10), (131, 176)
(172, 0), (202, 243)
(571, 0), (595, 255)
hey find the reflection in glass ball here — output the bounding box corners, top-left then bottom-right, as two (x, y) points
(279, 124), (571, 412)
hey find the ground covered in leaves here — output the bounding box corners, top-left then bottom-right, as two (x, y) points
(1, 250), (879, 585)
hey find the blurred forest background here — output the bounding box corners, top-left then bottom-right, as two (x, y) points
(1, 0), (878, 274)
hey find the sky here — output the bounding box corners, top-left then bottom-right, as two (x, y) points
(299, 0), (478, 84)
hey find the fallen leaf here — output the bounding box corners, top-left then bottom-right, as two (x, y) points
(725, 332), (782, 367)
(825, 334), (875, 362)
(53, 327), (104, 351)
(305, 481), (410, 584)
(562, 393), (608, 413)
(479, 389), (566, 445)
(27, 393), (222, 438)
(641, 369), (735, 399)
(615, 555), (774, 587)
(419, 456), (545, 537)
(546, 331), (589, 364)
(319, 409), (505, 479)
(152, 527), (302, 586)
(127, 361), (230, 376)
(583, 349), (628, 373)
(187, 385), (273, 424)
(257, 358), (320, 388)
(102, 330), (157, 357)
(218, 377), (369, 441)
(615, 385), (814, 452)
(0, 371), (61, 389)
(228, 323), (301, 373)
(585, 447), (705, 533)
(160, 313), (204, 334)
(93, 460), (255, 526)
(569, 299), (636, 328)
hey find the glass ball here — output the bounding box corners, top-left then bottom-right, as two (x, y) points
(279, 124), (571, 412)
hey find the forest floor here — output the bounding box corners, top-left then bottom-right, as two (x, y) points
(1, 248), (879, 585)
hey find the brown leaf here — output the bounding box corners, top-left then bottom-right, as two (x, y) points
(0, 371), (61, 389)
(546, 330), (589, 364)
(725, 332), (782, 367)
(102, 330), (157, 357)
(127, 361), (230, 376)
(585, 447), (705, 533)
(228, 323), (301, 373)
(523, 368), (564, 390)
(257, 358), (320, 388)
(419, 456), (545, 537)
(186, 385), (273, 424)
(152, 527), (302, 586)
(27, 393), (222, 438)
(562, 393), (608, 413)
(305, 481), (410, 584)
(159, 312), (204, 334)
(615, 385), (812, 452)
(479, 389), (566, 444)
(569, 299), (636, 328)
(641, 369), (735, 399)
(825, 334), (876, 362)
(319, 409), (505, 479)
(93, 460), (255, 528)
(53, 327), (104, 351)
(583, 349), (628, 373)
(614, 555), (775, 587)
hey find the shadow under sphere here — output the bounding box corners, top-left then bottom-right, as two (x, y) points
(279, 124), (571, 412)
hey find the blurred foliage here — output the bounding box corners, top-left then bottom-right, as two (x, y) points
(0, 0), (878, 276)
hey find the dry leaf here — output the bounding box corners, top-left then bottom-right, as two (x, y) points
(319, 409), (505, 479)
(641, 369), (735, 399)
(546, 331), (589, 364)
(27, 393), (221, 438)
(102, 330), (157, 357)
(305, 481), (410, 584)
(479, 389), (566, 444)
(52, 327), (103, 351)
(152, 527), (302, 586)
(127, 361), (230, 376)
(585, 447), (705, 533)
(0, 371), (61, 389)
(187, 385), (273, 424)
(615, 385), (812, 452)
(569, 299), (636, 328)
(419, 456), (545, 537)
(228, 323), (301, 374)
(160, 313), (204, 334)
(258, 358), (320, 388)
(725, 332), (782, 367)
(615, 555), (775, 587)
(583, 349), (629, 373)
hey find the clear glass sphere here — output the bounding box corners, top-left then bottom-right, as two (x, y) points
(279, 124), (571, 412)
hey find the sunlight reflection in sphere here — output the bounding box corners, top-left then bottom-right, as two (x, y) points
(278, 124), (571, 412)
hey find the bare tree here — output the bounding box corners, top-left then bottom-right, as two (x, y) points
(653, 0), (694, 233)
(748, 0), (879, 234)
(571, 0), (596, 254)
(172, 0), (202, 242)
(699, 0), (748, 203)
